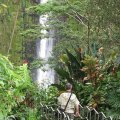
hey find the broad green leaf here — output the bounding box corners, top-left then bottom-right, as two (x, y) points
(1, 4), (7, 8)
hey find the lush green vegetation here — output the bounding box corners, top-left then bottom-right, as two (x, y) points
(0, 54), (31, 118)
(0, 54), (58, 119)
(29, 0), (120, 57)
(27, 0), (120, 118)
(0, 0), (120, 119)
(54, 47), (120, 117)
(0, 0), (39, 64)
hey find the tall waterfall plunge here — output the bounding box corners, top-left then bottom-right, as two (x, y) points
(36, 0), (55, 88)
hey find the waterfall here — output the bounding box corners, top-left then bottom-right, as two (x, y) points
(36, 0), (55, 88)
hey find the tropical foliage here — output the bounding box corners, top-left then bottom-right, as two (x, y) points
(0, 0), (120, 119)
(0, 54), (58, 119)
(28, 0), (120, 59)
(0, 54), (32, 118)
(54, 46), (120, 118)
(0, 0), (39, 64)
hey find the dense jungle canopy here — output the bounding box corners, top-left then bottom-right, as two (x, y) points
(0, 0), (120, 63)
(0, 0), (120, 119)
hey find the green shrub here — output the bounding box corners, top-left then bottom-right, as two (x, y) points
(0, 54), (32, 118)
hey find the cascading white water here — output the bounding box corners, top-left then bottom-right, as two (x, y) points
(36, 0), (55, 88)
